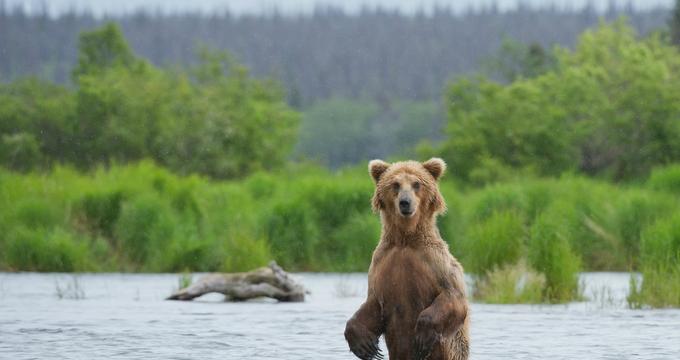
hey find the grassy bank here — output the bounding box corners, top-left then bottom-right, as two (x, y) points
(2, 162), (680, 307)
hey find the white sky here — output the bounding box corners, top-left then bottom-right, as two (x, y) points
(3, 0), (674, 17)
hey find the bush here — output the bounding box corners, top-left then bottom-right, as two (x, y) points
(469, 184), (527, 221)
(221, 232), (272, 273)
(634, 212), (680, 308)
(115, 194), (175, 265)
(475, 261), (545, 304)
(461, 211), (525, 275)
(613, 191), (676, 268)
(528, 204), (582, 302)
(0, 132), (43, 172)
(4, 227), (90, 272)
(14, 199), (62, 229)
(74, 190), (124, 237)
(327, 214), (381, 272)
(263, 200), (319, 270)
(647, 164), (680, 193)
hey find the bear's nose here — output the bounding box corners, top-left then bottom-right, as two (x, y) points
(399, 199), (411, 211)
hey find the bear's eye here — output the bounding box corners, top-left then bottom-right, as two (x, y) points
(392, 182), (400, 192)
(412, 182), (421, 190)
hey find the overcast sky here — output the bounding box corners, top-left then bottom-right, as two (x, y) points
(2, 0), (673, 17)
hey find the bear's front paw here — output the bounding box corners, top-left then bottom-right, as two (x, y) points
(345, 321), (384, 360)
(412, 315), (441, 360)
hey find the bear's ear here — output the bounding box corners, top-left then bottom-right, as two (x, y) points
(422, 158), (446, 180)
(368, 159), (390, 183)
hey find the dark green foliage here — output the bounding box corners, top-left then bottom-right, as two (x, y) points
(647, 164), (680, 193)
(483, 38), (556, 82)
(0, 133), (43, 172)
(75, 191), (124, 237)
(264, 200), (319, 269)
(0, 23), (299, 179)
(72, 22), (141, 79)
(469, 184), (527, 222)
(441, 21), (680, 183)
(328, 214), (381, 272)
(4, 227), (90, 272)
(630, 214), (680, 307)
(1, 162), (680, 308)
(614, 191), (675, 267)
(528, 204), (582, 302)
(115, 194), (175, 264)
(461, 211), (525, 275)
(261, 175), (374, 270)
(14, 199), (62, 229)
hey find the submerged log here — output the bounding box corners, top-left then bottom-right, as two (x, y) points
(167, 261), (307, 302)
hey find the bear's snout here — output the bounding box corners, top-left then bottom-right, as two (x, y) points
(399, 196), (413, 216)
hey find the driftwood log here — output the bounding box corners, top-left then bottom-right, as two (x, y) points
(167, 261), (307, 302)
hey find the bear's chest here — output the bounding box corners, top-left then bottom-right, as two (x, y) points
(370, 248), (440, 318)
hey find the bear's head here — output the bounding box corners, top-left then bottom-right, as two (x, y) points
(369, 158), (447, 227)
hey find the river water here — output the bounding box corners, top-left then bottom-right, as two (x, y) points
(0, 272), (678, 359)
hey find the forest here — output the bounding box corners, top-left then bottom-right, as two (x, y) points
(0, 3), (672, 166)
(1, 2), (680, 308)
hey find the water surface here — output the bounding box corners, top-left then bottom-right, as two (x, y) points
(0, 272), (678, 359)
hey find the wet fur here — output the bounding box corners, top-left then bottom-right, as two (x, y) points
(345, 159), (469, 360)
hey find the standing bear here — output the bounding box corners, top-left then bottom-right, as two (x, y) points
(345, 158), (469, 360)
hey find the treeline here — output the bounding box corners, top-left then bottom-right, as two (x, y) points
(0, 4), (669, 104)
(0, 24), (298, 179)
(435, 20), (680, 183)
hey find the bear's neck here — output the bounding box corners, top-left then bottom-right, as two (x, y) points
(380, 214), (440, 248)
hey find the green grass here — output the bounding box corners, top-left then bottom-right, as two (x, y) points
(2, 161), (680, 307)
(474, 261), (545, 304)
(628, 214), (680, 308)
(528, 203), (582, 302)
(461, 210), (525, 275)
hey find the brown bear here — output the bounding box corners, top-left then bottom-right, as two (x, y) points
(344, 158), (469, 360)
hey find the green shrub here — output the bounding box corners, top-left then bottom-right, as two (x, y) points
(636, 213), (680, 308)
(461, 211), (525, 275)
(14, 199), (62, 229)
(304, 179), (373, 231)
(647, 164), (680, 193)
(437, 184), (466, 251)
(156, 238), (215, 272)
(475, 261), (545, 304)
(628, 269), (680, 309)
(551, 182), (623, 270)
(4, 227), (90, 272)
(521, 180), (554, 222)
(115, 194), (174, 265)
(170, 185), (202, 225)
(528, 204), (582, 302)
(221, 232), (272, 273)
(0, 132), (43, 172)
(263, 200), (319, 270)
(326, 214), (381, 272)
(244, 172), (279, 199)
(614, 191), (676, 268)
(469, 184), (526, 221)
(75, 190), (124, 237)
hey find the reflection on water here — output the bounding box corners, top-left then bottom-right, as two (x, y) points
(0, 272), (678, 359)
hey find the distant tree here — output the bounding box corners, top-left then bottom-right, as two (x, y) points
(441, 20), (680, 183)
(72, 23), (144, 80)
(671, 0), (680, 46)
(0, 132), (43, 172)
(0, 6), (669, 102)
(0, 23), (299, 179)
(484, 38), (556, 82)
